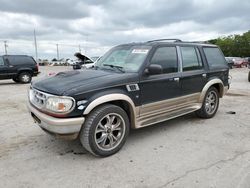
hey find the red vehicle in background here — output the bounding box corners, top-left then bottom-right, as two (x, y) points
(231, 57), (248, 68)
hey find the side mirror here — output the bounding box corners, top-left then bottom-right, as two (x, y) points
(145, 64), (163, 75)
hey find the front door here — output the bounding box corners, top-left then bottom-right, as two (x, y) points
(139, 46), (182, 125)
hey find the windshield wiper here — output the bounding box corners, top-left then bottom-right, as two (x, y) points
(103, 64), (125, 73)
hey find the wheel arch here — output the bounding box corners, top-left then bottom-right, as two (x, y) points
(83, 94), (138, 129)
(199, 78), (224, 103)
(17, 68), (33, 76)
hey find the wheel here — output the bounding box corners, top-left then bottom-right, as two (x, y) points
(19, 72), (32, 83)
(196, 87), (219, 118)
(248, 71), (250, 82)
(80, 104), (130, 157)
(12, 77), (20, 83)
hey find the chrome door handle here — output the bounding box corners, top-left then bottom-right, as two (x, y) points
(173, 77), (180, 82)
(202, 73), (207, 78)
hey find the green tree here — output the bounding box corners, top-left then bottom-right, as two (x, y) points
(209, 30), (250, 57)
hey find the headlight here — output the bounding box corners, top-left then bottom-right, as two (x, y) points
(45, 96), (75, 114)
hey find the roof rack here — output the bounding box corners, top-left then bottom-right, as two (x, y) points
(147, 39), (182, 43)
(181, 41), (211, 44)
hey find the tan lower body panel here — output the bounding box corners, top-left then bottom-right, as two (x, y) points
(135, 93), (202, 128)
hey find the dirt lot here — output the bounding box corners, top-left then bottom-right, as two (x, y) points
(0, 66), (250, 188)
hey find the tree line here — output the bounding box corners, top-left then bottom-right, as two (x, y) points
(208, 30), (250, 57)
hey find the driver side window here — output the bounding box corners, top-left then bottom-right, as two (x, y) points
(150, 47), (178, 74)
(0, 57), (5, 66)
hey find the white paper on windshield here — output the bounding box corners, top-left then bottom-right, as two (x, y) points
(132, 49), (149, 54)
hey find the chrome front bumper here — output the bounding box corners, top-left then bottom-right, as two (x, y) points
(27, 102), (85, 138)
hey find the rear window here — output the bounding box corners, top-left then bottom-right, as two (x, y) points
(203, 47), (227, 68)
(7, 56), (36, 65)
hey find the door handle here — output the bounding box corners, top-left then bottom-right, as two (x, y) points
(202, 73), (207, 78)
(173, 77), (180, 82)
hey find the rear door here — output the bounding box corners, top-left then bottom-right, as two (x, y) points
(0, 56), (15, 79)
(179, 46), (207, 96)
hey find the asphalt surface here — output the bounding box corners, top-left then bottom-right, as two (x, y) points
(0, 66), (250, 188)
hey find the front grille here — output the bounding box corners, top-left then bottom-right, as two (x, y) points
(29, 88), (50, 109)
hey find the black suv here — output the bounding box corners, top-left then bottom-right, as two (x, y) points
(28, 39), (229, 157)
(0, 55), (39, 83)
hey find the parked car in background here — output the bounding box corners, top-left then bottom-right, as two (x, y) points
(247, 57), (250, 82)
(225, 57), (234, 69)
(73, 53), (100, 70)
(229, 57), (248, 68)
(245, 57), (250, 67)
(0, 55), (39, 83)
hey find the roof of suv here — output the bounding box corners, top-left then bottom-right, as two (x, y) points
(119, 39), (217, 47)
(1, 55), (33, 57)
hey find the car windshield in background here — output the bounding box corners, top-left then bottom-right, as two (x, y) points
(96, 45), (151, 73)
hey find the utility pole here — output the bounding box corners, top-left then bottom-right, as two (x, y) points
(4, 41), (8, 55)
(34, 29), (38, 61)
(56, 44), (59, 60)
(79, 44), (81, 53)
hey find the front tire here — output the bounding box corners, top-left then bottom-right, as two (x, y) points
(19, 72), (32, 83)
(80, 104), (130, 157)
(196, 87), (219, 118)
(12, 77), (20, 83)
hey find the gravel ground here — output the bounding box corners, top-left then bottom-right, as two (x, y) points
(0, 66), (250, 188)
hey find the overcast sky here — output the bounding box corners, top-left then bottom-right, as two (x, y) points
(0, 0), (249, 59)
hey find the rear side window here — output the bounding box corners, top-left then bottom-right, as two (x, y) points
(203, 47), (227, 68)
(0, 57), (5, 66)
(8, 56), (36, 65)
(150, 47), (178, 74)
(181, 47), (203, 71)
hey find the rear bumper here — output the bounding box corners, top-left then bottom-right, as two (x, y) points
(27, 102), (85, 139)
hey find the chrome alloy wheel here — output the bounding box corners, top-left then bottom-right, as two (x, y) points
(205, 90), (218, 115)
(22, 74), (30, 82)
(94, 113), (126, 151)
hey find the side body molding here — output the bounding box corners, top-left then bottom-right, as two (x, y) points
(83, 93), (139, 128)
(199, 78), (224, 103)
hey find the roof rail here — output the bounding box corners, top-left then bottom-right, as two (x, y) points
(182, 41), (211, 44)
(147, 39), (182, 43)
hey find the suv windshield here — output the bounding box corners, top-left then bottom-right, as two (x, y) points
(96, 45), (151, 73)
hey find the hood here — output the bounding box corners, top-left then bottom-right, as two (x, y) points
(32, 69), (138, 96)
(74, 52), (94, 63)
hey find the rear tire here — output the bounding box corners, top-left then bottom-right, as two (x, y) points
(80, 104), (130, 157)
(18, 72), (32, 84)
(196, 87), (219, 118)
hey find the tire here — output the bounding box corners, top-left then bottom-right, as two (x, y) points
(12, 77), (20, 83)
(18, 72), (32, 84)
(248, 71), (250, 82)
(80, 104), (130, 157)
(196, 87), (219, 119)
